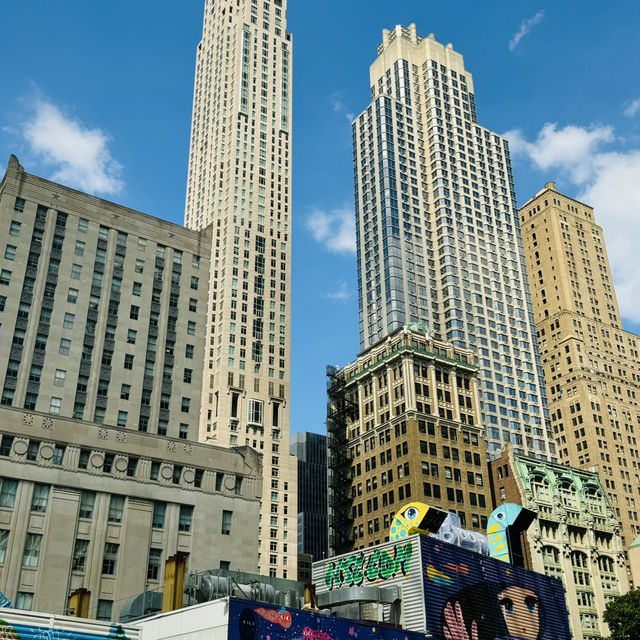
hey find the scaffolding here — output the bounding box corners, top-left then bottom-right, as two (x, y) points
(326, 365), (358, 556)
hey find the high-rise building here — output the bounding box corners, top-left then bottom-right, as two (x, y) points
(0, 157), (263, 619)
(490, 446), (629, 640)
(0, 156), (209, 440)
(519, 182), (640, 585)
(290, 432), (328, 563)
(184, 0), (296, 577)
(327, 325), (492, 555)
(352, 25), (554, 459)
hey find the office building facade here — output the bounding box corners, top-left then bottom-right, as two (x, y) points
(520, 182), (640, 585)
(290, 432), (328, 564)
(184, 0), (296, 576)
(327, 325), (492, 555)
(352, 25), (553, 459)
(0, 156), (210, 440)
(0, 406), (262, 621)
(490, 446), (629, 640)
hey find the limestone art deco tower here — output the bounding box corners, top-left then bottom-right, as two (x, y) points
(353, 25), (554, 459)
(185, 0), (296, 578)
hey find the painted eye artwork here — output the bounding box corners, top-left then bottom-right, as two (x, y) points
(403, 507), (419, 521)
(500, 598), (515, 615)
(525, 596), (539, 614)
(496, 512), (505, 521)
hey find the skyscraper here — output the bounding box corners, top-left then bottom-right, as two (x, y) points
(520, 182), (640, 585)
(184, 0), (296, 577)
(290, 432), (328, 563)
(352, 25), (554, 459)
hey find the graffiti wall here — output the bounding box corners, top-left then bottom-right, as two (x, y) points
(228, 598), (426, 640)
(421, 536), (570, 640)
(0, 618), (132, 640)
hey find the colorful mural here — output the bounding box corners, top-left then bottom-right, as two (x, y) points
(487, 504), (536, 564)
(0, 591), (12, 609)
(229, 598), (425, 640)
(0, 619), (130, 640)
(388, 503), (447, 542)
(431, 513), (489, 556)
(421, 536), (570, 640)
(324, 541), (413, 590)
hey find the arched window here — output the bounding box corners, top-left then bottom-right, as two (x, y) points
(531, 474), (551, 503)
(559, 480), (578, 509)
(598, 555), (619, 594)
(571, 551), (591, 588)
(585, 486), (604, 514)
(542, 545), (562, 580)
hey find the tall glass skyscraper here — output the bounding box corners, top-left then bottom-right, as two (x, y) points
(184, 0), (296, 577)
(353, 25), (555, 459)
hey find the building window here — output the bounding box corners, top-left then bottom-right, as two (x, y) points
(183, 368), (192, 384)
(117, 411), (128, 427)
(108, 495), (125, 523)
(152, 502), (166, 529)
(14, 592), (33, 611)
(221, 510), (233, 535)
(181, 397), (190, 413)
(72, 539), (89, 572)
(78, 218), (89, 232)
(127, 329), (137, 344)
(67, 288), (78, 303)
(121, 384), (131, 400)
(49, 397), (62, 414)
(147, 548), (162, 581)
(102, 543), (119, 575)
(0, 270), (12, 286)
(124, 354), (134, 369)
(130, 305), (139, 320)
(179, 423), (189, 440)
(22, 533), (42, 567)
(54, 370), (66, 386)
(9, 221), (21, 236)
(4, 246), (16, 261)
(248, 399), (263, 425)
(59, 338), (71, 355)
(185, 344), (194, 359)
(0, 529), (8, 563)
(63, 313), (75, 328)
(0, 479), (18, 509)
(52, 445), (65, 465)
(30, 484), (50, 513)
(187, 320), (196, 335)
(96, 600), (113, 621)
(178, 505), (193, 532)
(79, 491), (95, 519)
(14, 198), (25, 212)
(188, 298), (197, 312)
(71, 263), (82, 279)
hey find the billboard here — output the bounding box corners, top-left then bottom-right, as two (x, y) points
(228, 598), (426, 640)
(421, 536), (570, 640)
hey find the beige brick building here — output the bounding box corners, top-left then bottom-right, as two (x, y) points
(0, 405), (261, 620)
(327, 325), (492, 555)
(184, 0), (296, 577)
(520, 182), (640, 584)
(490, 446), (629, 640)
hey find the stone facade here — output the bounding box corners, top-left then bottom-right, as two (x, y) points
(327, 325), (492, 555)
(184, 0), (296, 578)
(490, 446), (629, 640)
(0, 405), (261, 620)
(520, 183), (640, 584)
(0, 156), (210, 441)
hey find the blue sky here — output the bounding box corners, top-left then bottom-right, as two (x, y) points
(1, 1), (640, 436)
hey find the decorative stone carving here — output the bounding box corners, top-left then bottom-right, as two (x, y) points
(39, 444), (54, 460)
(167, 441), (176, 452)
(115, 432), (127, 443)
(90, 452), (105, 469)
(22, 414), (34, 426)
(184, 445), (193, 455)
(98, 429), (109, 440)
(114, 456), (128, 472)
(42, 417), (54, 429)
(183, 469), (195, 484)
(160, 464), (174, 480)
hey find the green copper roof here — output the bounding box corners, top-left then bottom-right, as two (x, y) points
(630, 534), (640, 550)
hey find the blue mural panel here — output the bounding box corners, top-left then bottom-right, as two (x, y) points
(228, 598), (426, 640)
(0, 620), (130, 640)
(420, 536), (570, 640)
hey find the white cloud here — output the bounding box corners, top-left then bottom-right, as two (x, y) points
(507, 122), (640, 323)
(323, 280), (352, 301)
(21, 98), (123, 195)
(306, 204), (356, 254)
(329, 92), (355, 123)
(509, 10), (545, 51)
(623, 98), (640, 117)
